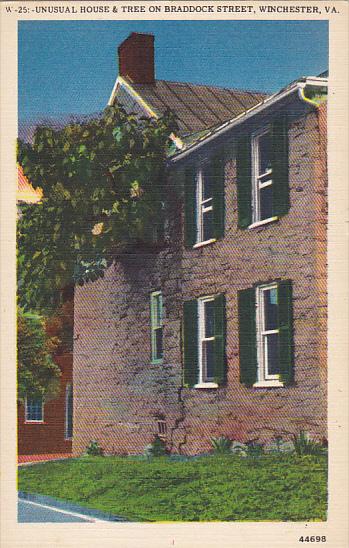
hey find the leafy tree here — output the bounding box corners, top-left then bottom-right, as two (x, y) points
(17, 104), (177, 312)
(17, 309), (61, 402)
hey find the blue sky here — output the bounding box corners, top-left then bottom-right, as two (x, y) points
(19, 20), (328, 121)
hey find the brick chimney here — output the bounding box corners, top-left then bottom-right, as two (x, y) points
(118, 32), (155, 84)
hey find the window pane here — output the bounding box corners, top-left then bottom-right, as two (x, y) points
(258, 132), (272, 175)
(204, 300), (214, 337)
(202, 165), (213, 200)
(260, 184), (273, 220)
(264, 288), (278, 330)
(202, 209), (213, 241)
(155, 294), (162, 325)
(27, 399), (43, 421)
(203, 339), (215, 381)
(155, 327), (163, 360)
(266, 333), (280, 375)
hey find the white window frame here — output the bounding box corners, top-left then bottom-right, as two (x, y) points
(25, 397), (44, 423)
(255, 283), (283, 388)
(196, 296), (217, 387)
(251, 127), (277, 226)
(150, 290), (163, 364)
(195, 163), (216, 247)
(65, 383), (73, 440)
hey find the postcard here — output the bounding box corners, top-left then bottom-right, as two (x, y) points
(0, 1), (348, 547)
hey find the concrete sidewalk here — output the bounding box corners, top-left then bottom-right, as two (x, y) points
(18, 453), (73, 466)
(18, 492), (129, 523)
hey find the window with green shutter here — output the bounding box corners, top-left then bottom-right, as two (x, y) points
(150, 291), (163, 364)
(239, 280), (294, 387)
(237, 114), (289, 228)
(183, 294), (226, 387)
(184, 153), (225, 247)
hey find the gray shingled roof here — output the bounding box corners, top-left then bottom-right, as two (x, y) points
(128, 79), (269, 136)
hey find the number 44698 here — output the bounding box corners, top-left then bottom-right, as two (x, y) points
(299, 537), (326, 543)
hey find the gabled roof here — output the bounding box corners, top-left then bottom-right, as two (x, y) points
(110, 77), (268, 137)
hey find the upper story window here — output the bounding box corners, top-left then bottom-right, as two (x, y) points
(238, 279), (294, 388)
(183, 293), (226, 388)
(236, 114), (289, 229)
(197, 164), (214, 244)
(150, 291), (163, 364)
(252, 129), (273, 223)
(184, 153), (225, 247)
(25, 397), (44, 422)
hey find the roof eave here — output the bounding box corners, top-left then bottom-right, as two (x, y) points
(169, 77), (328, 164)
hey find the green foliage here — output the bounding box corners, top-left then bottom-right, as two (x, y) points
(17, 105), (177, 312)
(144, 435), (168, 458)
(17, 309), (61, 402)
(18, 454), (327, 521)
(293, 431), (327, 457)
(211, 436), (232, 454)
(245, 440), (265, 457)
(85, 441), (104, 456)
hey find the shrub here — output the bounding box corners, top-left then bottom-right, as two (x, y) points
(144, 435), (168, 458)
(211, 436), (232, 454)
(293, 431), (327, 456)
(85, 440), (104, 456)
(245, 440), (264, 457)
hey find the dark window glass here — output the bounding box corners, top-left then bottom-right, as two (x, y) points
(204, 300), (214, 337)
(258, 132), (272, 175)
(264, 288), (278, 330)
(155, 328), (163, 360)
(27, 399), (43, 421)
(266, 333), (280, 375)
(202, 166), (213, 201)
(204, 339), (215, 380)
(260, 185), (273, 220)
(203, 209), (213, 241)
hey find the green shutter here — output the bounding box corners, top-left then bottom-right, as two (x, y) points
(271, 114), (289, 217)
(236, 135), (252, 228)
(213, 293), (226, 385)
(183, 299), (199, 387)
(211, 153), (225, 240)
(278, 280), (294, 385)
(184, 165), (197, 247)
(238, 288), (257, 386)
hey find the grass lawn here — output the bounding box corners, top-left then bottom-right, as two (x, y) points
(18, 454), (327, 522)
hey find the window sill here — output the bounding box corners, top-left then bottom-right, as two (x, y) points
(151, 359), (164, 365)
(193, 238), (216, 249)
(194, 382), (219, 389)
(25, 421), (45, 424)
(248, 216), (279, 230)
(253, 380), (284, 388)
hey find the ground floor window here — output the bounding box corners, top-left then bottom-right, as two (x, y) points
(150, 291), (163, 363)
(65, 383), (73, 440)
(238, 279), (294, 387)
(25, 397), (44, 422)
(183, 293), (226, 388)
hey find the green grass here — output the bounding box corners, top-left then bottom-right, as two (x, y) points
(18, 454), (327, 522)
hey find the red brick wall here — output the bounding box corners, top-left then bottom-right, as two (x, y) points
(73, 104), (327, 456)
(18, 353), (73, 455)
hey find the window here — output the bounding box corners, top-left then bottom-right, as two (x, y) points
(197, 164), (214, 244)
(238, 280), (294, 387)
(25, 398), (44, 422)
(256, 284), (280, 382)
(65, 383), (73, 440)
(183, 294), (226, 388)
(150, 291), (163, 363)
(184, 154), (225, 247)
(157, 419), (167, 439)
(252, 129), (274, 223)
(236, 114), (289, 229)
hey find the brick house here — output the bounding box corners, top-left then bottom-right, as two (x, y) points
(73, 33), (328, 456)
(17, 166), (73, 456)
